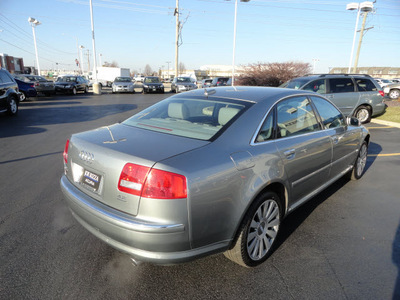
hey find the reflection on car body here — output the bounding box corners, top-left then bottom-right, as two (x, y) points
(61, 86), (370, 267)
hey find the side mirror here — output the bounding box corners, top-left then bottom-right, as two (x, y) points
(347, 116), (360, 127)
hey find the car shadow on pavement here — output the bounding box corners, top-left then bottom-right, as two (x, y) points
(393, 220), (400, 299)
(365, 141), (382, 173)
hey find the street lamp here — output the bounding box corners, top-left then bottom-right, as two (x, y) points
(346, 2), (373, 73)
(28, 17), (41, 76)
(228, 0), (250, 86)
(312, 58), (319, 74)
(79, 45), (85, 75)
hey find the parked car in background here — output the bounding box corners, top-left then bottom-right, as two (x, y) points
(383, 82), (400, 99)
(0, 68), (20, 116)
(14, 78), (37, 101)
(201, 79), (212, 88)
(112, 76), (135, 93)
(55, 75), (89, 95)
(170, 76), (198, 93)
(61, 86), (370, 268)
(374, 78), (392, 88)
(210, 77), (231, 87)
(281, 74), (386, 123)
(142, 76), (164, 94)
(14, 74), (55, 96)
(134, 75), (145, 83)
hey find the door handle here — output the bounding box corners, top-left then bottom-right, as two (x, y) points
(284, 149), (295, 159)
(332, 136), (339, 144)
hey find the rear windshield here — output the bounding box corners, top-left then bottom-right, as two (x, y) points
(123, 98), (252, 140)
(285, 78), (310, 89)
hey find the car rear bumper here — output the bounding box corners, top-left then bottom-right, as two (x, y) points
(60, 175), (223, 264)
(372, 101), (387, 117)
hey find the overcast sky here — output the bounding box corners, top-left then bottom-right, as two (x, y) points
(1, 0), (399, 74)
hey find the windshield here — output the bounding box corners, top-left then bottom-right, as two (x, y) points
(176, 77), (191, 83)
(144, 77), (161, 83)
(123, 97), (251, 141)
(284, 78), (310, 89)
(115, 77), (132, 82)
(57, 77), (77, 82)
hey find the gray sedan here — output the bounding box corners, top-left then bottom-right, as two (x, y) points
(61, 87), (369, 267)
(170, 76), (197, 93)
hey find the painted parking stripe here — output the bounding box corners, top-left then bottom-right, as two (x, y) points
(368, 153), (400, 157)
(367, 126), (394, 129)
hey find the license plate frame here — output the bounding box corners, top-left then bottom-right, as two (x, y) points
(81, 169), (101, 192)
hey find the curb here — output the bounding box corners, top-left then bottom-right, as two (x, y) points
(371, 118), (400, 128)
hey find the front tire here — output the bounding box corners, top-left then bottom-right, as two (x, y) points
(7, 97), (18, 116)
(224, 191), (282, 267)
(348, 141), (368, 180)
(353, 105), (371, 124)
(71, 87), (77, 95)
(389, 89), (400, 100)
(84, 86), (89, 94)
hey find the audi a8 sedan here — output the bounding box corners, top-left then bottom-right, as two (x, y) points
(61, 87), (369, 267)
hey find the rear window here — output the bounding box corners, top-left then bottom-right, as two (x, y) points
(123, 98), (252, 140)
(355, 78), (378, 92)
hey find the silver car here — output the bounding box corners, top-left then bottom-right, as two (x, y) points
(281, 74), (386, 124)
(112, 77), (135, 93)
(61, 87), (369, 267)
(170, 77), (197, 93)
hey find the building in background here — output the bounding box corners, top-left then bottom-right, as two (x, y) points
(0, 53), (25, 74)
(330, 67), (400, 79)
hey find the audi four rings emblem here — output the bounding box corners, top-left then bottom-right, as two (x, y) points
(79, 151), (94, 163)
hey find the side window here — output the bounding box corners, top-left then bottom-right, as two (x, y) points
(277, 96), (320, 138)
(355, 78), (378, 92)
(303, 79), (326, 94)
(256, 112), (274, 143)
(0, 71), (12, 83)
(311, 96), (345, 129)
(328, 78), (354, 93)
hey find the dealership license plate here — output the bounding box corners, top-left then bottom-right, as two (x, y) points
(81, 169), (101, 192)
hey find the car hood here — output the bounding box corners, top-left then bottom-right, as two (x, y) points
(55, 81), (74, 85)
(114, 81), (133, 85)
(143, 83), (162, 86)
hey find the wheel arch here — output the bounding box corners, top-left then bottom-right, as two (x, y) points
(228, 180), (288, 249)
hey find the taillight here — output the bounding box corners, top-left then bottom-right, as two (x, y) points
(30, 84), (35, 88)
(379, 90), (384, 97)
(63, 140), (70, 164)
(118, 164), (150, 196)
(118, 163), (187, 199)
(35, 82), (40, 86)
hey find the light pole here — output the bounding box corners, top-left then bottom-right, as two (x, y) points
(346, 2), (373, 74)
(89, 0), (101, 94)
(166, 61), (171, 80)
(79, 45), (85, 75)
(228, 0), (250, 86)
(28, 17), (41, 76)
(312, 58), (319, 74)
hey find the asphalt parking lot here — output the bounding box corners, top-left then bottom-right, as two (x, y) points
(0, 92), (399, 299)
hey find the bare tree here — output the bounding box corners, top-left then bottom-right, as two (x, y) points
(103, 61), (119, 67)
(237, 61), (311, 87)
(178, 62), (186, 75)
(144, 64), (153, 76)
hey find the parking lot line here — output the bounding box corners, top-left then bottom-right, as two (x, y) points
(367, 126), (394, 129)
(368, 153), (400, 157)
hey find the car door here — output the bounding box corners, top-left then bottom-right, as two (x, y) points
(325, 78), (360, 116)
(310, 96), (360, 179)
(273, 96), (332, 208)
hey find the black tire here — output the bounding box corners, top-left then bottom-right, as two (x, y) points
(71, 87), (77, 95)
(348, 141), (368, 180)
(20, 92), (26, 102)
(224, 191), (282, 267)
(142, 89), (146, 94)
(389, 89), (400, 100)
(7, 96), (18, 116)
(84, 86), (89, 94)
(353, 105), (371, 124)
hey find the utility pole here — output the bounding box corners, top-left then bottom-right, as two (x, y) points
(166, 61), (171, 80)
(86, 49), (91, 74)
(353, 11), (370, 73)
(175, 0), (179, 78)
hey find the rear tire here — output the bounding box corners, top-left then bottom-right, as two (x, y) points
(389, 89), (400, 100)
(224, 191), (282, 267)
(348, 141), (368, 180)
(20, 92), (26, 102)
(353, 105), (371, 124)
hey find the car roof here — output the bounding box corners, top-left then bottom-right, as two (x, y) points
(173, 86), (316, 104)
